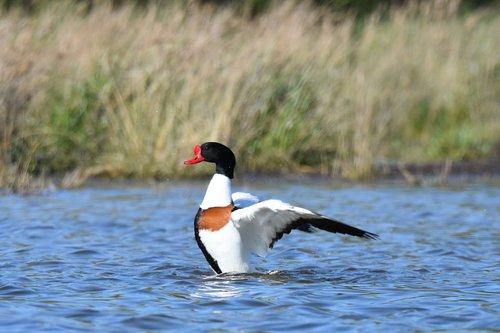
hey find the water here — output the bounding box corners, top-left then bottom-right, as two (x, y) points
(1, 179), (499, 332)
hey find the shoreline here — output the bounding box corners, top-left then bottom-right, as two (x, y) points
(2, 157), (499, 194)
(38, 158), (500, 190)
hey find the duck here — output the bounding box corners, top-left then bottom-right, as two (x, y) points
(184, 142), (378, 274)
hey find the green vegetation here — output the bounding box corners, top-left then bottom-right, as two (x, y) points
(1, 0), (499, 190)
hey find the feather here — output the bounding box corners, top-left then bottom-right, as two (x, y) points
(231, 199), (378, 257)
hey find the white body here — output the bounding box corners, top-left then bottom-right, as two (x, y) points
(199, 224), (251, 273)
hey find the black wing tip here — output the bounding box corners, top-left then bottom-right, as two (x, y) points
(308, 216), (379, 240)
(361, 231), (379, 240)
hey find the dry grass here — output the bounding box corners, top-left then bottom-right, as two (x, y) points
(0, 0), (499, 188)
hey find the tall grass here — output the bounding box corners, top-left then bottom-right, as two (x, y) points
(0, 0), (499, 187)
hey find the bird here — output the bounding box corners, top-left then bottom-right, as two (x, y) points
(184, 142), (378, 274)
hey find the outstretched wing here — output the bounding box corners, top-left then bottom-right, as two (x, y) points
(231, 199), (378, 257)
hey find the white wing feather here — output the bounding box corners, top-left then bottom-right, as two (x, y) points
(231, 199), (319, 257)
(232, 192), (260, 208)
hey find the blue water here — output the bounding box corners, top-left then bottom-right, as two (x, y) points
(1, 180), (499, 332)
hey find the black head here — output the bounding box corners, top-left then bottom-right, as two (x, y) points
(184, 142), (236, 179)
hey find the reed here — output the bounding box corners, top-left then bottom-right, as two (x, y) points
(0, 0), (498, 188)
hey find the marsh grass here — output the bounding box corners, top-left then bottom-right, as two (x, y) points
(0, 1), (499, 188)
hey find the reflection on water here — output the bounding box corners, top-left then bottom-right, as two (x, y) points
(196, 275), (248, 299)
(1, 181), (499, 332)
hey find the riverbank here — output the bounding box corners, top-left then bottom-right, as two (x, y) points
(3, 156), (499, 195)
(1, 1), (499, 191)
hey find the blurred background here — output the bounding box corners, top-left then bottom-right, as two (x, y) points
(1, 0), (499, 190)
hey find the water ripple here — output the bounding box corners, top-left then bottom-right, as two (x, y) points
(0, 183), (499, 332)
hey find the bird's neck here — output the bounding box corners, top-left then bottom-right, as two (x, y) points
(200, 174), (232, 209)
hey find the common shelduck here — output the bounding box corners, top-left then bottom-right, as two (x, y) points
(184, 142), (378, 274)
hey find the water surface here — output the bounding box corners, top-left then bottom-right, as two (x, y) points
(1, 180), (499, 332)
